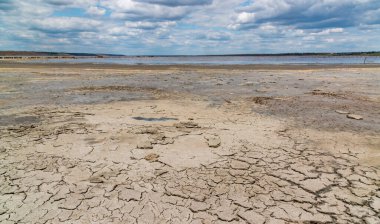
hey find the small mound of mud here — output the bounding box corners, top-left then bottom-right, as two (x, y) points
(310, 89), (346, 98)
(134, 127), (159, 134)
(144, 153), (159, 162)
(175, 121), (200, 129)
(249, 96), (273, 105)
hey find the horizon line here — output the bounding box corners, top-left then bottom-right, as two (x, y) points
(1, 50), (380, 57)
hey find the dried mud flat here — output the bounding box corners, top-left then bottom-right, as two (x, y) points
(0, 64), (380, 224)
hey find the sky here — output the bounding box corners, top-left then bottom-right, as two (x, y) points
(1, 0), (380, 55)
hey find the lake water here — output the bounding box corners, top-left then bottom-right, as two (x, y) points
(23, 55), (380, 65)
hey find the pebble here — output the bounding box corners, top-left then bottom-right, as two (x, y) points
(144, 153), (159, 162)
(89, 177), (104, 183)
(335, 110), (349, 114)
(204, 135), (221, 148)
(347, 114), (363, 120)
(137, 140), (153, 149)
(241, 82), (254, 86)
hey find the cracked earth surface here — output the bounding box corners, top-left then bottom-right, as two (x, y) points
(0, 65), (379, 223)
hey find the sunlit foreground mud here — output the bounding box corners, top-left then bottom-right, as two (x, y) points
(0, 64), (379, 223)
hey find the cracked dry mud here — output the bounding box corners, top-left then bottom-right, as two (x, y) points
(0, 64), (380, 223)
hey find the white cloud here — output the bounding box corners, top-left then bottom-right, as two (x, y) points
(31, 17), (101, 33)
(102, 0), (190, 21)
(86, 6), (106, 16)
(312, 28), (344, 35)
(236, 12), (255, 24)
(0, 0), (379, 54)
(134, 0), (212, 6)
(231, 0), (380, 30)
(124, 21), (176, 30)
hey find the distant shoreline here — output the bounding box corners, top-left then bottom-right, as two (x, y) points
(0, 51), (380, 58)
(2, 62), (380, 70)
(0, 53), (379, 63)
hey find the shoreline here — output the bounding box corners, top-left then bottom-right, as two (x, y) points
(2, 61), (380, 70)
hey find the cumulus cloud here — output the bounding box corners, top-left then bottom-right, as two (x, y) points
(29, 17), (101, 34)
(44, 0), (94, 7)
(0, 0), (379, 54)
(196, 32), (231, 41)
(44, 0), (73, 6)
(124, 21), (176, 30)
(312, 28), (344, 35)
(134, 0), (212, 6)
(231, 0), (380, 30)
(102, 0), (191, 21)
(86, 6), (106, 16)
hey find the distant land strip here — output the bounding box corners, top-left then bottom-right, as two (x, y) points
(0, 51), (380, 58)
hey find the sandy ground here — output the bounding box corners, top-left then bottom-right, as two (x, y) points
(0, 63), (379, 224)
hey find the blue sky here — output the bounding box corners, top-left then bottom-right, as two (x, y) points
(1, 0), (380, 55)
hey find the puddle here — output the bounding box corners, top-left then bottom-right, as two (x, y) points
(132, 116), (178, 122)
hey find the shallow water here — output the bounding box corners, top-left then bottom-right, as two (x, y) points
(24, 55), (380, 65)
(132, 116), (178, 122)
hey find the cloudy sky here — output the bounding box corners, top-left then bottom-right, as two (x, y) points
(1, 0), (380, 55)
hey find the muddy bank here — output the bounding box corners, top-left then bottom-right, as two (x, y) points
(1, 65), (379, 133)
(2, 61), (380, 70)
